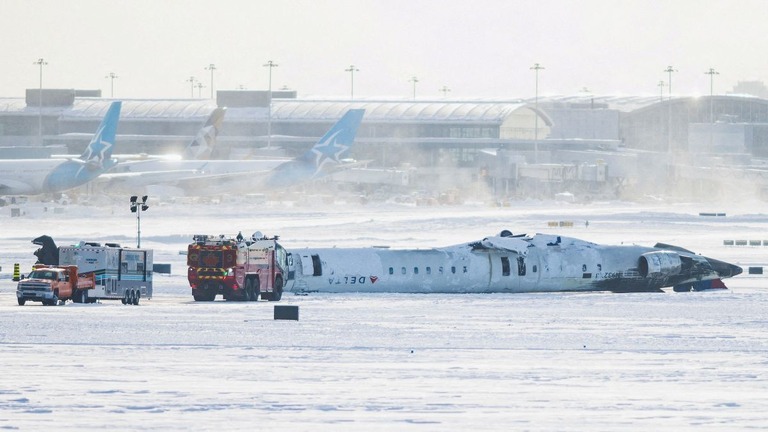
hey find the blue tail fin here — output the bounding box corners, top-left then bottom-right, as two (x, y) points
(298, 109), (365, 169)
(78, 101), (121, 170)
(42, 101), (121, 193)
(183, 107), (226, 160)
(265, 109), (365, 188)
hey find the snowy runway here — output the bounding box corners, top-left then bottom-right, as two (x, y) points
(2, 200), (768, 430)
(1, 288), (767, 431)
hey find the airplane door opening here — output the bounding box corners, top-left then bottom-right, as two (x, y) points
(501, 257), (511, 276)
(311, 254), (322, 276)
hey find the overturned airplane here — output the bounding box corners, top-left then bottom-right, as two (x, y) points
(286, 231), (742, 294)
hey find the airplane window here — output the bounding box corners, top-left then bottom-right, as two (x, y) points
(426, 267), (432, 275)
(597, 264), (602, 272)
(501, 257), (510, 276)
(439, 266), (444, 274)
(389, 267), (394, 275)
(533, 265), (537, 273)
(414, 267), (419, 275)
(582, 264), (587, 272)
(451, 266), (456, 274)
(401, 267), (406, 275)
(463, 266), (467, 273)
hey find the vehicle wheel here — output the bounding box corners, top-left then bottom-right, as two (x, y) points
(207, 291), (217, 301)
(269, 277), (283, 301)
(245, 279), (254, 301)
(251, 276), (260, 301)
(134, 290), (141, 306)
(17, 298), (25, 306)
(122, 290), (129, 305)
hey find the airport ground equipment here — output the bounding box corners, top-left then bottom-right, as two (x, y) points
(187, 233), (289, 302)
(16, 265), (95, 306)
(18, 235), (153, 305)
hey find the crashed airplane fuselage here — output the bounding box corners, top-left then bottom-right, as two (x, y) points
(287, 231), (742, 294)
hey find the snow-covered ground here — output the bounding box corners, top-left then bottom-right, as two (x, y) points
(1, 198), (767, 430)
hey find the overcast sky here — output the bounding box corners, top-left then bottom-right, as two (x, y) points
(2, 0), (766, 100)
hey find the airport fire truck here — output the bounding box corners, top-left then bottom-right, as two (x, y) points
(187, 233), (289, 302)
(17, 241), (153, 306)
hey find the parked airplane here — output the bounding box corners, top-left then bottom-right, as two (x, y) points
(100, 108), (365, 195)
(0, 101), (122, 196)
(286, 230), (742, 294)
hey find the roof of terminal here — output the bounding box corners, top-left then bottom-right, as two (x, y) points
(1, 94), (766, 120)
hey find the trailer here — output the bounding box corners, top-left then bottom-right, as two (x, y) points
(57, 243), (153, 305)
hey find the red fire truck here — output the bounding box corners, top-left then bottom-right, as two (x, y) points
(187, 233), (289, 302)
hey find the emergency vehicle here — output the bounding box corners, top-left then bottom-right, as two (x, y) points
(187, 232), (289, 302)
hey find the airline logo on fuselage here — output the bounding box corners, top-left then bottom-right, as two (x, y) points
(327, 275), (379, 285)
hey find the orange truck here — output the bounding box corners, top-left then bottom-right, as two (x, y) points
(16, 265), (96, 306)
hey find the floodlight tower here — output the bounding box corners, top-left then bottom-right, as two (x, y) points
(130, 196), (149, 248)
(186, 76), (196, 98)
(409, 76), (419, 100)
(705, 67), (719, 123)
(33, 58), (47, 145)
(263, 60), (279, 148)
(663, 65), (677, 153)
(657, 80), (665, 103)
(205, 63), (217, 99)
(105, 72), (118, 98)
(530, 62), (545, 163)
(345, 65), (359, 99)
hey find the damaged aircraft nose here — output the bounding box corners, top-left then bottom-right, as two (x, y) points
(707, 257), (743, 278)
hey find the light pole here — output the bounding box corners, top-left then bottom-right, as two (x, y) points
(663, 65), (677, 153)
(705, 67), (719, 123)
(195, 82), (205, 98)
(130, 196), (149, 248)
(263, 60), (279, 148)
(345, 65), (359, 99)
(186, 76), (196, 98)
(530, 62), (545, 163)
(409, 76), (419, 100)
(439, 85), (451, 98)
(105, 72), (118, 98)
(657, 80), (666, 102)
(205, 63), (217, 99)
(33, 58), (47, 145)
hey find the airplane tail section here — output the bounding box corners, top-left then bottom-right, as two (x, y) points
(78, 101), (121, 171)
(183, 107), (227, 160)
(42, 101), (122, 193)
(264, 109), (365, 188)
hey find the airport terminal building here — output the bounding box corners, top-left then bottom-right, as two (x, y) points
(2, 88), (768, 200)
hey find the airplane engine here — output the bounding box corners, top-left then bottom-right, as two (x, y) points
(638, 251), (682, 278)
